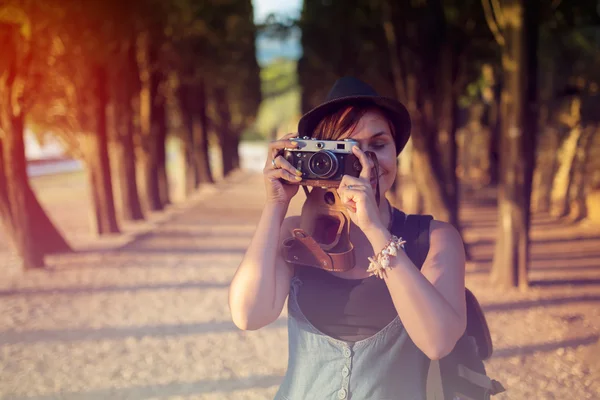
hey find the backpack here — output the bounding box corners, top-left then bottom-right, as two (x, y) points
(392, 209), (506, 400)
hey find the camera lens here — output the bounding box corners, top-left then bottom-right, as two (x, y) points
(308, 150), (338, 179)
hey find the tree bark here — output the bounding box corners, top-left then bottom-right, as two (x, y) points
(532, 127), (559, 214)
(531, 54), (557, 213)
(137, 32), (163, 211)
(491, 0), (538, 290)
(178, 83), (199, 195)
(435, 41), (460, 230)
(550, 97), (582, 218)
(1, 144), (71, 259)
(153, 68), (170, 207)
(406, 69), (452, 222)
(0, 23), (71, 268)
(86, 65), (120, 235)
(488, 71), (502, 187)
(214, 86), (237, 177)
(0, 115), (43, 268)
(113, 40), (144, 221)
(0, 139), (12, 232)
(567, 126), (594, 222)
(192, 80), (214, 185)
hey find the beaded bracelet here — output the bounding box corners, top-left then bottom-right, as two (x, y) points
(366, 235), (407, 279)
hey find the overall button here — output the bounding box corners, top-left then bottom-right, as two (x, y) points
(342, 347), (351, 358)
(342, 366), (349, 377)
(337, 388), (347, 399)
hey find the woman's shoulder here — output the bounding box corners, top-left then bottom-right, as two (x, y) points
(391, 208), (463, 244)
(428, 220), (465, 252)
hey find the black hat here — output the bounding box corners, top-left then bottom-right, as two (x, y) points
(298, 76), (412, 155)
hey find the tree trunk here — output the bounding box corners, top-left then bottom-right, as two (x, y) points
(550, 97), (582, 218)
(406, 70), (452, 221)
(0, 23), (71, 268)
(178, 83), (199, 195)
(0, 116), (43, 268)
(214, 86), (236, 177)
(153, 69), (169, 207)
(567, 127), (594, 222)
(393, 139), (424, 214)
(221, 134), (237, 177)
(435, 41), (460, 230)
(532, 126), (559, 214)
(86, 65), (119, 235)
(488, 69), (502, 187)
(381, 0), (416, 212)
(231, 133), (241, 170)
(531, 54), (557, 213)
(137, 32), (163, 211)
(192, 80), (214, 185)
(491, 0), (538, 290)
(0, 140), (13, 232)
(1, 145), (71, 259)
(113, 40), (144, 221)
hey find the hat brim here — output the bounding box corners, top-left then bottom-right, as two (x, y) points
(297, 95), (411, 156)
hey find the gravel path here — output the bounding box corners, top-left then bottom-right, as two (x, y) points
(0, 168), (599, 399)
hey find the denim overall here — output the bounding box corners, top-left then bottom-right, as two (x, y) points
(274, 275), (427, 400)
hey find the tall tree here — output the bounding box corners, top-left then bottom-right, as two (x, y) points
(137, 28), (168, 210)
(52, 0), (121, 235)
(110, 35), (144, 221)
(484, 0), (539, 289)
(0, 2), (71, 269)
(212, 0), (261, 177)
(167, 0), (216, 192)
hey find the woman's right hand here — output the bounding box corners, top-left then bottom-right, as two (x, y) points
(263, 132), (303, 205)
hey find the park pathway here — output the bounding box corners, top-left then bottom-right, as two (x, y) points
(0, 169), (599, 399)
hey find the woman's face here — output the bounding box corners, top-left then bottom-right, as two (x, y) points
(340, 110), (397, 195)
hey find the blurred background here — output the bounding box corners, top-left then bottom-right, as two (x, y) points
(1, 0), (600, 399)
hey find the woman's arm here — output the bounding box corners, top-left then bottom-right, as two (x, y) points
(229, 132), (301, 330)
(228, 206), (296, 331)
(364, 221), (467, 360)
(336, 146), (466, 359)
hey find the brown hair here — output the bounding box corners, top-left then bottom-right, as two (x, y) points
(311, 103), (396, 141)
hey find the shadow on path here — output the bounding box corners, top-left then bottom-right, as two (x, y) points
(0, 281), (229, 297)
(483, 295), (600, 312)
(493, 334), (599, 359)
(0, 318), (288, 345)
(8, 374), (284, 400)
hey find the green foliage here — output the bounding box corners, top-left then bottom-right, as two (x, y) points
(252, 58), (300, 140)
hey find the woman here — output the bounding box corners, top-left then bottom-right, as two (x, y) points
(229, 77), (467, 400)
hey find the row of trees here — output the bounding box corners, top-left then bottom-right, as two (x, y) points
(296, 0), (600, 288)
(0, 0), (261, 269)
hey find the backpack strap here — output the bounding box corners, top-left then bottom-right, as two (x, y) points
(397, 212), (433, 270)
(392, 209), (500, 399)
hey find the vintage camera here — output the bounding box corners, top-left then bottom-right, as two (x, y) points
(283, 137), (362, 187)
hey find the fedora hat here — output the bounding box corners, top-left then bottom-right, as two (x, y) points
(298, 76), (412, 155)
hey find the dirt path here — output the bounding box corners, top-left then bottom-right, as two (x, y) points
(0, 170), (598, 399)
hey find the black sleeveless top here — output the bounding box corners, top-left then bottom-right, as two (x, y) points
(294, 208), (406, 343)
(296, 267), (397, 342)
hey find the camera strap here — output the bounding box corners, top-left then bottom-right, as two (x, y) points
(282, 187), (355, 272)
(282, 152), (382, 273)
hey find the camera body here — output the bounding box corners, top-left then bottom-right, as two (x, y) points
(283, 137), (362, 187)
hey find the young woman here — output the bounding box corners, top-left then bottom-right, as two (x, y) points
(229, 77), (467, 400)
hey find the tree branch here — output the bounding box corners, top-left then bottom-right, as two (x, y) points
(481, 0), (505, 47)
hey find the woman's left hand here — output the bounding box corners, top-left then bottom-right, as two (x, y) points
(336, 146), (386, 235)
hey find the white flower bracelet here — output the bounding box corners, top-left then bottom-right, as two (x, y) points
(366, 235), (407, 279)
